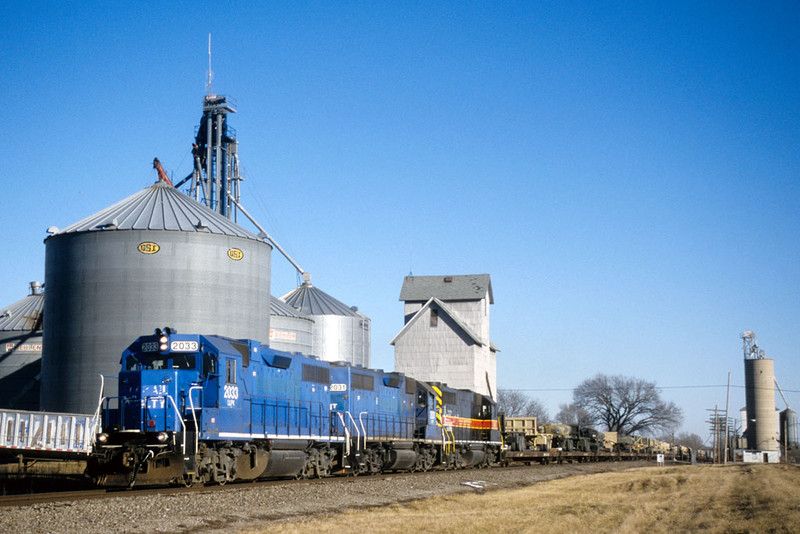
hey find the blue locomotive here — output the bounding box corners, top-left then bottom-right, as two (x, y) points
(89, 329), (501, 486)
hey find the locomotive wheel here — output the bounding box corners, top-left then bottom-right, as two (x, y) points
(417, 446), (435, 472)
(365, 448), (383, 475)
(302, 448), (330, 479)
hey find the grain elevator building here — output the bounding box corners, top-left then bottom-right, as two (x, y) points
(391, 274), (497, 397)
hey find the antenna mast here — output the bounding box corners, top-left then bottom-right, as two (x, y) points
(206, 33), (213, 94)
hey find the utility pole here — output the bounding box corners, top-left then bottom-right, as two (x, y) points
(724, 372), (731, 464)
(713, 405), (719, 463)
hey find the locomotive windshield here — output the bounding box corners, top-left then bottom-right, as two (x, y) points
(124, 352), (217, 376)
(125, 354), (197, 371)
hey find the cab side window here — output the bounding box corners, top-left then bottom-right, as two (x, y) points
(225, 358), (236, 384)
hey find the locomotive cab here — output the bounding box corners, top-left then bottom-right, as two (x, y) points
(92, 330), (220, 486)
(112, 334), (211, 434)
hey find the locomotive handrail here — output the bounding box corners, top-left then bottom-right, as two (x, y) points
(249, 396), (328, 439)
(442, 426), (455, 454)
(359, 413), (415, 441)
(92, 397), (107, 447)
(187, 385), (203, 454)
(92, 374), (107, 432)
(357, 412), (368, 450)
(336, 412), (351, 456)
(92, 374), (119, 444)
(345, 411), (361, 452)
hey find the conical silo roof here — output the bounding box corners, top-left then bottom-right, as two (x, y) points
(41, 180), (272, 413)
(280, 283), (359, 317)
(47, 181), (260, 241)
(270, 295), (310, 319)
(0, 286), (44, 332)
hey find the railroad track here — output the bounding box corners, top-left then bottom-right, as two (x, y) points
(0, 459), (658, 509)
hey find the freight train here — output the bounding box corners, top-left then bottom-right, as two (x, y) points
(501, 417), (692, 462)
(88, 329), (502, 486)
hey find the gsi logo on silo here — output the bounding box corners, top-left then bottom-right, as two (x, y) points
(227, 248), (244, 261)
(137, 242), (160, 254)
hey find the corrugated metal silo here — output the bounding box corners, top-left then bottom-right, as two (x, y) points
(269, 295), (313, 354)
(280, 282), (370, 367)
(744, 357), (778, 451)
(0, 282), (44, 410)
(41, 181), (271, 413)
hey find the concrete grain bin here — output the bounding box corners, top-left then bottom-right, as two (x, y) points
(744, 357), (778, 451)
(0, 282), (44, 410)
(41, 181), (271, 413)
(280, 281), (370, 367)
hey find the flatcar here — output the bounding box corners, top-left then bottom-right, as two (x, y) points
(89, 329), (501, 486)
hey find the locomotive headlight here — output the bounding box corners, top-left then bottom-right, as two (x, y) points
(159, 335), (169, 352)
(156, 432), (168, 443)
(96, 433), (109, 444)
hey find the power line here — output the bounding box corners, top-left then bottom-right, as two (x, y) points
(509, 384), (800, 394)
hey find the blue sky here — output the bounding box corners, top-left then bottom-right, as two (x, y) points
(2, 2), (798, 440)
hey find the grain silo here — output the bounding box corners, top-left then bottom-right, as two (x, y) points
(41, 180), (271, 413)
(269, 295), (313, 354)
(0, 282), (44, 410)
(780, 409), (798, 450)
(741, 331), (778, 451)
(280, 276), (370, 367)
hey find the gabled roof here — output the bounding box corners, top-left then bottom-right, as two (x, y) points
(47, 181), (261, 241)
(280, 283), (359, 317)
(390, 297), (498, 353)
(399, 274), (493, 304)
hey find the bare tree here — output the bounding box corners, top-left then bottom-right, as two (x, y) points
(525, 397), (550, 423)
(497, 389), (550, 421)
(655, 431), (706, 450)
(572, 374), (683, 435)
(676, 432), (706, 450)
(555, 402), (593, 428)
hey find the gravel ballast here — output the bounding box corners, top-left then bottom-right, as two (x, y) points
(2, 461), (653, 533)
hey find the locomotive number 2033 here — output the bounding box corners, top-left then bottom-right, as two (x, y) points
(223, 384), (239, 400)
(170, 340), (199, 352)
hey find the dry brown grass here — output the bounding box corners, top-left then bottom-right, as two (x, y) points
(248, 464), (800, 533)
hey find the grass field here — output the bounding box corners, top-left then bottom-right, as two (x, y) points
(252, 464), (800, 533)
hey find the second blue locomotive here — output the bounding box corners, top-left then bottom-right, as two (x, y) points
(90, 329), (501, 486)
